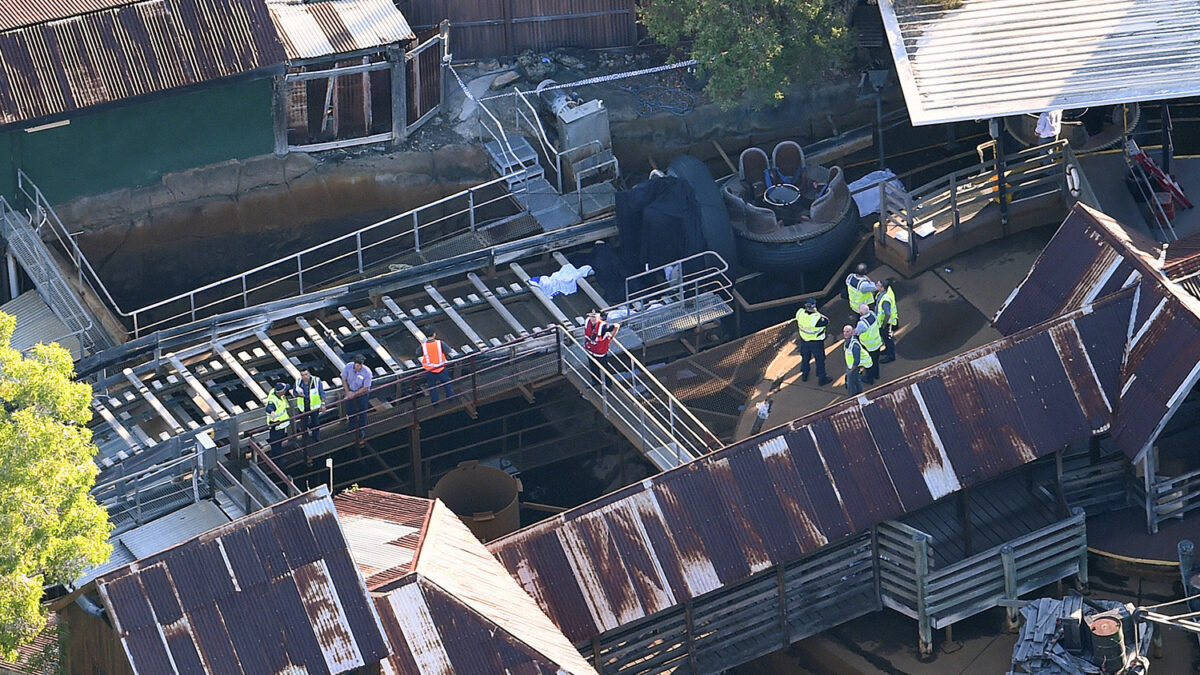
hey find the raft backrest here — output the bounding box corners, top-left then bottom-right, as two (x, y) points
(739, 147), (770, 186)
(772, 141), (805, 183)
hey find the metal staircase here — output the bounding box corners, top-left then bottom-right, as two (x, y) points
(0, 195), (112, 354)
(485, 135), (583, 232)
(558, 329), (720, 471)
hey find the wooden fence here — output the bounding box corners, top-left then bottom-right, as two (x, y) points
(877, 509), (1088, 656)
(580, 532), (879, 673)
(397, 0), (637, 58)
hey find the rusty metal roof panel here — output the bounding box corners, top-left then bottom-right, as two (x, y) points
(0, 0), (137, 31)
(96, 489), (390, 675)
(490, 292), (1137, 645)
(335, 489), (432, 590)
(0, 0), (285, 127)
(1164, 234), (1200, 279)
(266, 0), (414, 60)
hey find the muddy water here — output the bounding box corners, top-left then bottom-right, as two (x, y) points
(76, 179), (473, 311)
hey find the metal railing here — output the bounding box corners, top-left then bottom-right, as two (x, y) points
(0, 191), (108, 353)
(91, 434), (211, 535)
(558, 329), (720, 470)
(613, 251), (733, 343)
(17, 171), (527, 338)
(878, 140), (1089, 264)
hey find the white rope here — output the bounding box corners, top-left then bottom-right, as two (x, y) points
(472, 59), (698, 102)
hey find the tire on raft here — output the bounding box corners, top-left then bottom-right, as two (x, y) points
(667, 155), (739, 269)
(733, 209), (861, 276)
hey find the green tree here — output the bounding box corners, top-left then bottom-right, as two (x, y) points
(639, 0), (852, 106)
(0, 313), (110, 660)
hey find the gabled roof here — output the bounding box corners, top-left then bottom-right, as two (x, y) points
(996, 203), (1200, 462)
(334, 489), (597, 675)
(96, 488), (391, 675)
(879, 0), (1200, 125)
(488, 288), (1134, 644)
(0, 0), (286, 128)
(266, 0), (414, 61)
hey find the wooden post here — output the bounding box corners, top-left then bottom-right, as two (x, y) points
(1001, 544), (1018, 629)
(1144, 451), (1158, 534)
(1054, 447), (1069, 517)
(362, 56), (372, 134)
(914, 533), (932, 657)
(591, 637), (601, 670)
(1089, 435), (1101, 464)
(957, 487), (974, 555)
(1072, 507), (1088, 589)
(389, 46), (407, 144)
(776, 565), (788, 648)
(439, 20), (451, 113)
(949, 173), (960, 237)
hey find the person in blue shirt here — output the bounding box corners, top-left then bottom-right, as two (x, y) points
(291, 368), (326, 441)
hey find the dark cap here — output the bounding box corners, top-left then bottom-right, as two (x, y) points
(804, 298), (817, 308)
(274, 382), (287, 393)
(353, 353), (366, 364)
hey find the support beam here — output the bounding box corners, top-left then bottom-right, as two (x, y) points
(255, 331), (303, 382)
(167, 355), (230, 420)
(510, 261), (571, 325)
(425, 284), (487, 349)
(553, 251), (609, 309)
(123, 368), (186, 435)
(468, 272), (528, 337)
(214, 344), (268, 401)
(93, 400), (144, 454)
(338, 307), (403, 373)
(380, 295), (427, 343)
(295, 317), (347, 372)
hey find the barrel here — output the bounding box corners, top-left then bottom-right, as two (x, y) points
(430, 461), (522, 542)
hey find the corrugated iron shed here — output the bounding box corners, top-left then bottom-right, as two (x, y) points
(995, 203), (1200, 462)
(266, 0), (414, 60)
(488, 291), (1134, 644)
(0, 0), (286, 127)
(96, 488), (390, 675)
(336, 490), (597, 675)
(334, 488), (431, 590)
(0, 0), (133, 31)
(0, 289), (81, 359)
(878, 0), (1200, 125)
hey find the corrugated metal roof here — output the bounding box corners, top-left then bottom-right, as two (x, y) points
(0, 289), (80, 359)
(0, 0), (286, 127)
(266, 0), (414, 60)
(879, 0), (1200, 125)
(488, 292), (1134, 644)
(994, 203), (1200, 462)
(0, 0), (134, 31)
(334, 488), (431, 590)
(96, 488), (391, 675)
(336, 490), (597, 675)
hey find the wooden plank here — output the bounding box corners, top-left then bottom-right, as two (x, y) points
(213, 344), (268, 401)
(295, 317), (347, 372)
(255, 331), (303, 382)
(167, 355), (230, 420)
(93, 400), (144, 453)
(425, 284), (487, 349)
(123, 368), (186, 435)
(467, 272), (528, 337)
(338, 307), (403, 373)
(552, 251), (610, 308)
(509, 261), (571, 325)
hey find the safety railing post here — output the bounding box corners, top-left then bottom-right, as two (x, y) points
(356, 232), (364, 274)
(413, 212), (421, 252)
(471, 355), (478, 409)
(241, 275), (248, 309)
(296, 256), (304, 294)
(468, 191), (476, 232)
(189, 294), (196, 322)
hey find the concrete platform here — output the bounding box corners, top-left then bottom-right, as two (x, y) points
(732, 226), (1054, 440)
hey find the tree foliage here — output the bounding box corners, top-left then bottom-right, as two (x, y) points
(0, 313), (110, 660)
(639, 0), (852, 107)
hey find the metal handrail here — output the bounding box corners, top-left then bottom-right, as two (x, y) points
(18, 171), (525, 338)
(514, 88), (563, 192)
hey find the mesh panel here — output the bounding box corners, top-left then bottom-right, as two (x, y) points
(657, 321), (795, 442)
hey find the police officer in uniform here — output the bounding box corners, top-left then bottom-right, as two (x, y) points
(875, 279), (899, 363)
(292, 368), (325, 441)
(855, 304), (883, 385)
(845, 263), (878, 315)
(843, 325), (873, 396)
(795, 298), (831, 385)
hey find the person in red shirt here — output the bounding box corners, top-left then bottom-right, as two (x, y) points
(583, 311), (620, 385)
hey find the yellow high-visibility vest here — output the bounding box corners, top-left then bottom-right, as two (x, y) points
(875, 286), (898, 326)
(857, 312), (883, 352)
(265, 392), (289, 430)
(795, 309), (826, 341)
(844, 336), (873, 369)
(847, 274), (875, 311)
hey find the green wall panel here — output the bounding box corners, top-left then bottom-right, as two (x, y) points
(1, 77), (274, 204)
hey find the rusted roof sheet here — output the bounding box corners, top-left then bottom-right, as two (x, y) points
(375, 577), (570, 675)
(334, 488), (431, 590)
(266, 0), (414, 60)
(96, 488), (390, 675)
(995, 205), (1161, 333)
(0, 0), (133, 31)
(488, 292), (1134, 644)
(0, 0), (286, 127)
(995, 203), (1200, 462)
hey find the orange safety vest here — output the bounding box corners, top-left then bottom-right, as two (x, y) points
(421, 339), (446, 373)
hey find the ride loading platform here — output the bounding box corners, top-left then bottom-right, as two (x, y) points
(85, 240), (734, 506)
